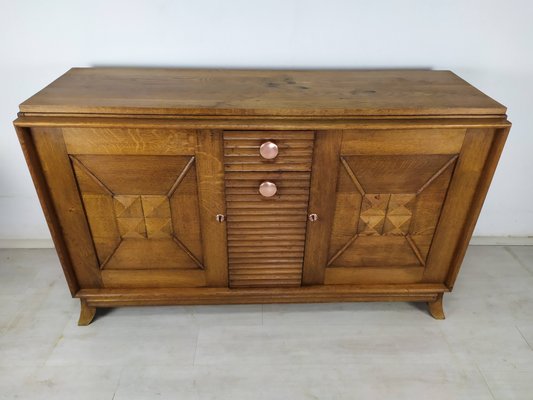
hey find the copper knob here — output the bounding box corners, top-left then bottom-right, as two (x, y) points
(259, 141), (279, 159)
(259, 181), (277, 197)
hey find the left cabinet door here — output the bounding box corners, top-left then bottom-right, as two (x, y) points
(31, 127), (228, 289)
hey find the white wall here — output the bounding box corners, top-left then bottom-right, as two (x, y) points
(1, 0), (532, 241)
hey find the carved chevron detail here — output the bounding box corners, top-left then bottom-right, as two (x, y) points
(114, 195), (172, 239)
(71, 155), (204, 269)
(327, 155), (458, 267)
(339, 156), (457, 238)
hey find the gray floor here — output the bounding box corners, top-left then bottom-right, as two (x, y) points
(0, 246), (532, 399)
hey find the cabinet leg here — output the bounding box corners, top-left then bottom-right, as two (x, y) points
(427, 293), (445, 319)
(78, 299), (96, 326)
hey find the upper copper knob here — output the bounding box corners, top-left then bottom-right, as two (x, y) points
(259, 141), (279, 160)
(259, 181), (277, 197)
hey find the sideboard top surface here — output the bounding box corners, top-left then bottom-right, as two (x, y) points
(19, 68), (506, 117)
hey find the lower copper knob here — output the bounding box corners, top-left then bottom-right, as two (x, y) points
(259, 181), (277, 197)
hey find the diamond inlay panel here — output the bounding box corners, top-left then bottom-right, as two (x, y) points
(70, 154), (205, 270)
(141, 195), (173, 239)
(114, 195), (172, 239)
(328, 153), (458, 268)
(357, 193), (416, 236)
(383, 194), (416, 235)
(358, 194), (390, 236)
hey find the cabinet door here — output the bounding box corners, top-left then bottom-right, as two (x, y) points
(303, 128), (497, 286)
(32, 127), (227, 289)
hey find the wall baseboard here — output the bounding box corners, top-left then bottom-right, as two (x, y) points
(0, 239), (55, 248)
(0, 236), (532, 249)
(468, 236), (533, 246)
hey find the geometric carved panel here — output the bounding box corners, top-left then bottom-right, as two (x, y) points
(142, 196), (173, 238)
(73, 154), (193, 194)
(358, 194), (389, 235)
(328, 154), (458, 268)
(114, 195), (146, 238)
(114, 195), (172, 239)
(383, 194), (416, 236)
(343, 154), (456, 193)
(71, 155), (204, 270)
(358, 193), (416, 236)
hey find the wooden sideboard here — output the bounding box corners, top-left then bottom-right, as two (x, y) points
(14, 68), (510, 325)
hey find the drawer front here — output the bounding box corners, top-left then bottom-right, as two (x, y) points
(224, 131), (314, 171)
(223, 131), (315, 287)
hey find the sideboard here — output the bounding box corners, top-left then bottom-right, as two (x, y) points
(14, 68), (510, 324)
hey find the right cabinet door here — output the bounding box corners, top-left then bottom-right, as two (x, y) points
(303, 127), (497, 286)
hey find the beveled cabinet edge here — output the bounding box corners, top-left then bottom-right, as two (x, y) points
(30, 127), (103, 288)
(422, 128), (508, 284)
(14, 125), (80, 295)
(444, 127), (510, 288)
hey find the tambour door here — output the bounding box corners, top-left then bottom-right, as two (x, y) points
(303, 128), (499, 286)
(31, 127), (227, 289)
(223, 130), (315, 288)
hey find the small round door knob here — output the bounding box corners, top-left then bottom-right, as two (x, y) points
(259, 181), (277, 197)
(259, 141), (279, 159)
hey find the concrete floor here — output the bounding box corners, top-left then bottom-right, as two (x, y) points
(0, 246), (532, 399)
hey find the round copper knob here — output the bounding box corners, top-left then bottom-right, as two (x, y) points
(259, 181), (277, 197)
(259, 141), (279, 159)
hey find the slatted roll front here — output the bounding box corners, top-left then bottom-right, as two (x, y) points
(224, 131), (315, 288)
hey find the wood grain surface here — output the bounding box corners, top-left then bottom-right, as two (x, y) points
(19, 68), (506, 117)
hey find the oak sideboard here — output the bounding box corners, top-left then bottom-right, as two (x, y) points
(14, 68), (510, 325)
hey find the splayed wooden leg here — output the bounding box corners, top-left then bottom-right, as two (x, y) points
(78, 299), (96, 326)
(427, 293), (445, 320)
